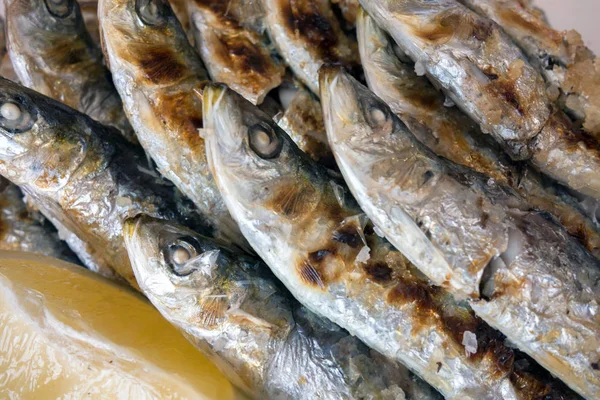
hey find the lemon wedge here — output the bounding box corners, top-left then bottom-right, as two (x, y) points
(0, 251), (246, 400)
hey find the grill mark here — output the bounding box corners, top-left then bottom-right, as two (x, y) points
(364, 261), (393, 284)
(332, 224), (362, 248)
(497, 7), (563, 49)
(386, 271), (515, 375)
(138, 48), (187, 84)
(152, 88), (206, 148)
(282, 0), (339, 61)
(215, 31), (269, 76)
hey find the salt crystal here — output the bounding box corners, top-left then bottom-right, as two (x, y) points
(355, 246), (371, 265)
(462, 331), (478, 357)
(329, 181), (345, 208)
(414, 62), (426, 77)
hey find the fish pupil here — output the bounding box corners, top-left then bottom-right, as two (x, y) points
(171, 246), (191, 265)
(248, 123), (282, 159)
(44, 0), (73, 18)
(370, 107), (387, 125)
(136, 0), (169, 26)
(1, 103), (21, 121)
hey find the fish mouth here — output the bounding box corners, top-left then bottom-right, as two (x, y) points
(202, 83), (246, 155)
(202, 83), (228, 118)
(122, 213), (154, 240)
(319, 65), (362, 137)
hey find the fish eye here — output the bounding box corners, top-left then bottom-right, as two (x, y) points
(367, 105), (390, 127)
(0, 101), (36, 133)
(248, 122), (283, 159)
(164, 236), (200, 276)
(44, 0), (74, 18)
(135, 0), (171, 27)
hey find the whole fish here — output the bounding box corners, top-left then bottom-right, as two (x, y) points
(188, 0), (285, 105)
(0, 177), (78, 263)
(124, 214), (441, 400)
(320, 66), (600, 399)
(261, 0), (359, 94)
(5, 0), (135, 142)
(276, 87), (335, 169)
(0, 78), (210, 287)
(359, 0), (600, 199)
(98, 0), (247, 250)
(357, 9), (600, 258)
(457, 0), (600, 139)
(202, 82), (578, 399)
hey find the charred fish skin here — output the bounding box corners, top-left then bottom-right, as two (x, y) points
(98, 0), (247, 250)
(0, 178), (79, 263)
(188, 0), (285, 105)
(124, 214), (440, 400)
(202, 83), (579, 399)
(261, 0), (359, 94)
(320, 66), (600, 399)
(4, 0), (135, 143)
(276, 87), (336, 169)
(458, 0), (600, 140)
(0, 78), (211, 287)
(357, 9), (600, 258)
(358, 0), (550, 159)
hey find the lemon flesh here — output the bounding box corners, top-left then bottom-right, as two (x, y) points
(0, 251), (246, 400)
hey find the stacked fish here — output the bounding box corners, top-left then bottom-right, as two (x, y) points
(0, 0), (598, 398)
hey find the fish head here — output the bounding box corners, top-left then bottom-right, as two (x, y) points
(5, 0), (84, 31)
(0, 78), (90, 188)
(319, 65), (400, 151)
(203, 82), (329, 224)
(98, 0), (205, 85)
(5, 0), (88, 59)
(123, 214), (225, 320)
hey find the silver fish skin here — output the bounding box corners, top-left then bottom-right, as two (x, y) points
(360, 0), (600, 199)
(261, 0), (359, 94)
(320, 66), (600, 399)
(0, 178), (78, 263)
(188, 0), (285, 105)
(202, 82), (579, 399)
(357, 9), (600, 258)
(0, 78), (211, 288)
(124, 214), (440, 400)
(457, 0), (600, 140)
(99, 0), (247, 251)
(4, 0), (135, 143)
